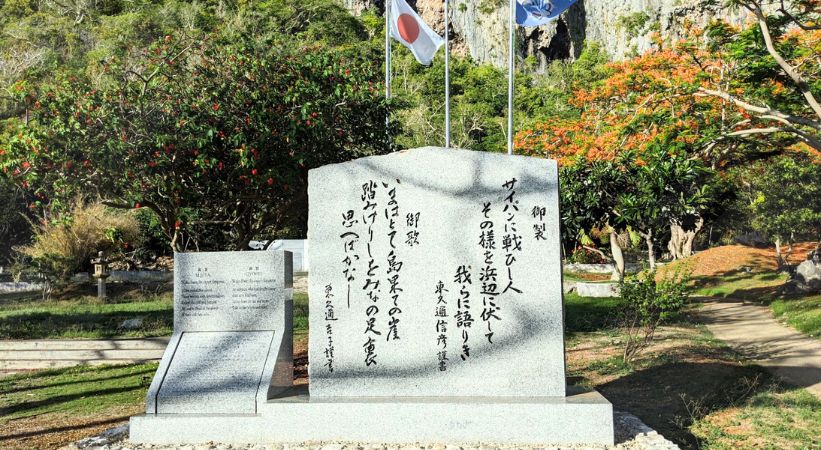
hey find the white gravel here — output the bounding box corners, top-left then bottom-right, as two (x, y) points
(61, 412), (679, 450)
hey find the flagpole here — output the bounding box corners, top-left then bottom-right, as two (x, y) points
(385, 0), (392, 100)
(444, 0), (451, 149)
(385, 0), (392, 151)
(507, 0), (515, 155)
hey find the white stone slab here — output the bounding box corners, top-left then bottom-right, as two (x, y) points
(130, 387), (613, 445)
(174, 251), (292, 332)
(575, 282), (620, 298)
(156, 331), (274, 414)
(308, 147), (565, 398)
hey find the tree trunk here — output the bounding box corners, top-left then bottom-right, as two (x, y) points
(681, 217), (704, 257)
(668, 224), (684, 260)
(610, 230), (625, 281)
(641, 230), (656, 270)
(667, 217), (704, 260)
(171, 229), (180, 253)
(775, 237), (785, 268)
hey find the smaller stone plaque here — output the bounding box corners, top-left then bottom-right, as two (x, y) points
(145, 250), (293, 415)
(157, 331), (273, 414)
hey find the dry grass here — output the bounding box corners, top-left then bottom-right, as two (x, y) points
(659, 243), (816, 279)
(18, 201), (142, 279)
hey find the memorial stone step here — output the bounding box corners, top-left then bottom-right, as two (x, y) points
(0, 338), (169, 374)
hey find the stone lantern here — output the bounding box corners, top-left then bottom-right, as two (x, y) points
(90, 251), (111, 300)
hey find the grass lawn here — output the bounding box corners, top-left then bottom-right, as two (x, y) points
(0, 292), (173, 339)
(770, 295), (821, 339)
(693, 272), (789, 301)
(565, 313), (820, 449)
(0, 363), (156, 449)
(293, 292), (309, 354)
(691, 387), (821, 449)
(563, 271), (612, 282)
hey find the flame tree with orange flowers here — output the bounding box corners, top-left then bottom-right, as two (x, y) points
(518, 0), (819, 267)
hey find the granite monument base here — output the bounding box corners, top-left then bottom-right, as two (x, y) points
(129, 386), (614, 445)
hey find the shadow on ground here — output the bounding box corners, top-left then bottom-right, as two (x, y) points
(0, 309), (173, 339)
(599, 361), (776, 449)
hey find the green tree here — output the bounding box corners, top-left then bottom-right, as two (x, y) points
(559, 155), (630, 276)
(619, 270), (689, 363)
(0, 176), (31, 265)
(616, 145), (713, 269)
(748, 154), (821, 265)
(2, 33), (390, 251)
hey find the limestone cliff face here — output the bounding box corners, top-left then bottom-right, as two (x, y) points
(351, 0), (761, 68)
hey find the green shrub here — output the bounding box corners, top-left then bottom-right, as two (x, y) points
(570, 247), (608, 264)
(619, 270), (689, 363)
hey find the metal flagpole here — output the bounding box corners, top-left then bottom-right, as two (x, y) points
(507, 0), (515, 155)
(385, 0), (392, 151)
(444, 0), (451, 149)
(385, 0), (392, 100)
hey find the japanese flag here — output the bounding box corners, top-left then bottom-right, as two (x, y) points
(390, 0), (444, 66)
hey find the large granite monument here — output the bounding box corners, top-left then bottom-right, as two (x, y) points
(130, 147), (614, 445)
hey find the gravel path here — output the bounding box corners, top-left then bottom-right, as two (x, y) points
(699, 298), (821, 397)
(60, 412), (679, 450)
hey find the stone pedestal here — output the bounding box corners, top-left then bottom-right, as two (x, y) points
(130, 386), (613, 445)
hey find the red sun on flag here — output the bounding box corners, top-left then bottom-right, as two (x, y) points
(397, 13), (420, 43)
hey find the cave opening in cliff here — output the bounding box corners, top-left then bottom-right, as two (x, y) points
(542, 19), (571, 62)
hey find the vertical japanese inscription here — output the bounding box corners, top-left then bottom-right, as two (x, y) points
(454, 265), (473, 360)
(501, 178), (523, 295)
(361, 181), (381, 366)
(311, 149), (565, 398)
(479, 202), (500, 343)
(385, 183), (403, 342)
(340, 210), (360, 309)
(323, 284), (337, 372)
(532, 205), (547, 241)
(434, 280), (449, 371)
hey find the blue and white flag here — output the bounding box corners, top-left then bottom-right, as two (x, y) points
(515, 0), (577, 27)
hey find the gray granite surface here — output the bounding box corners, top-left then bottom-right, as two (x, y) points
(131, 387), (612, 445)
(174, 251), (291, 332)
(156, 331), (274, 414)
(73, 412), (679, 449)
(307, 147), (565, 398)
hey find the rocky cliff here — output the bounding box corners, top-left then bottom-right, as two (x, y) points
(350, 0), (762, 68)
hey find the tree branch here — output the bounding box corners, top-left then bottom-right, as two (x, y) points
(743, 0), (821, 119)
(696, 87), (821, 131)
(779, 0), (821, 31)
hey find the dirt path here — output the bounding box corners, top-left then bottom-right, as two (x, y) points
(699, 298), (821, 397)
